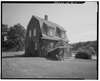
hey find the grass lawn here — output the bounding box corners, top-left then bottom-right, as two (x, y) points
(1, 52), (97, 79)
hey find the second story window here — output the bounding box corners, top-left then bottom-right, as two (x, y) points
(56, 27), (62, 38)
(29, 30), (31, 37)
(48, 29), (53, 36)
(61, 32), (65, 38)
(42, 23), (48, 35)
(33, 28), (36, 37)
(48, 27), (54, 36)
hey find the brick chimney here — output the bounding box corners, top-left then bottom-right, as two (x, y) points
(44, 15), (48, 21)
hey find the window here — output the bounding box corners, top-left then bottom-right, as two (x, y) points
(56, 27), (62, 37)
(33, 28), (36, 37)
(42, 23), (48, 35)
(50, 42), (54, 48)
(4, 36), (7, 41)
(61, 32), (65, 38)
(48, 42), (54, 50)
(48, 27), (54, 36)
(48, 29), (54, 36)
(35, 42), (37, 50)
(29, 30), (31, 37)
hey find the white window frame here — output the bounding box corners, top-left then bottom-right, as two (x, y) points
(48, 28), (54, 36)
(61, 32), (65, 38)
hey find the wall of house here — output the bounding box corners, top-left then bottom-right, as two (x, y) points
(41, 39), (57, 57)
(25, 16), (42, 56)
(25, 16), (70, 58)
(64, 44), (72, 58)
(42, 22), (67, 40)
(41, 39), (72, 58)
(42, 22), (55, 37)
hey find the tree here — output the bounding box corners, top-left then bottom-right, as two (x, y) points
(7, 23), (26, 51)
(72, 40), (97, 56)
(2, 23), (26, 51)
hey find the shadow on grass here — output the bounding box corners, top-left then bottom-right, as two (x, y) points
(2, 54), (59, 61)
(2, 53), (42, 59)
(2, 52), (61, 61)
(46, 57), (57, 61)
(2, 54), (26, 58)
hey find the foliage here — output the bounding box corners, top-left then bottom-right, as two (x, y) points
(8, 24), (26, 39)
(75, 51), (91, 59)
(2, 24), (8, 32)
(71, 40), (97, 55)
(2, 23), (26, 51)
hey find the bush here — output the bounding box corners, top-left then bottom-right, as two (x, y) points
(75, 51), (91, 59)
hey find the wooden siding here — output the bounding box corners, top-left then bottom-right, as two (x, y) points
(25, 16), (42, 56)
(25, 15), (71, 58)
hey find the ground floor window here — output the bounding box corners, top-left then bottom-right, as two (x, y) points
(35, 42), (37, 50)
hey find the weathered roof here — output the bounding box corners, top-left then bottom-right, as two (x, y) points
(32, 15), (66, 31)
(42, 34), (62, 41)
(31, 15), (68, 42)
(42, 34), (68, 42)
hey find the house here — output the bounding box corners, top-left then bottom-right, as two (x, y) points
(25, 15), (71, 59)
(2, 24), (9, 42)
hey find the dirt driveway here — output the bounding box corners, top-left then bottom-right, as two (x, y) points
(1, 52), (97, 79)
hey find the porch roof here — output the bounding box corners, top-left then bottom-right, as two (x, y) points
(41, 34), (68, 42)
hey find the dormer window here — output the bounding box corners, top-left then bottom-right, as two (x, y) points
(61, 32), (65, 38)
(56, 27), (62, 38)
(48, 29), (54, 36)
(47, 26), (55, 37)
(42, 23), (48, 35)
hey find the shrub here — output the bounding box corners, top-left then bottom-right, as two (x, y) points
(75, 51), (91, 59)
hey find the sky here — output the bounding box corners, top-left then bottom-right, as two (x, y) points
(2, 2), (97, 43)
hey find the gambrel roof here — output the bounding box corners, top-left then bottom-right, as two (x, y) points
(32, 15), (66, 32)
(30, 15), (68, 42)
